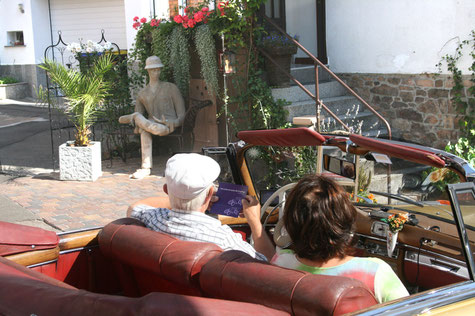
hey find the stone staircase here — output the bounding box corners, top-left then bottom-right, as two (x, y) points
(272, 65), (390, 138)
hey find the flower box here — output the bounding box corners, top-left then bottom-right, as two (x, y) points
(0, 82), (28, 100)
(59, 141), (102, 181)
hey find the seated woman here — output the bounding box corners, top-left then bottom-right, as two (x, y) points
(270, 174), (409, 303)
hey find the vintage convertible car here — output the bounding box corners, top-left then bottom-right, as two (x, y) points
(1, 127), (474, 315)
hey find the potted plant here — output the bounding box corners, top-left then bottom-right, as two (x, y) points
(38, 53), (113, 181)
(259, 33), (298, 87)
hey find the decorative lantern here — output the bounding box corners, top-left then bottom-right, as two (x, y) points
(221, 51), (236, 75)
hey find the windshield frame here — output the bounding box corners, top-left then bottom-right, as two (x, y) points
(447, 182), (475, 281)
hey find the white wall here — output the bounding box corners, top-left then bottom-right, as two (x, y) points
(286, 0), (317, 58)
(31, 0), (53, 64)
(0, 0), (36, 65)
(326, 0), (475, 74)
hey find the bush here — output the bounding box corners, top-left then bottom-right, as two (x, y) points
(0, 76), (19, 84)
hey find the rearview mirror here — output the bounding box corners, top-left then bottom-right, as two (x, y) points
(323, 155), (356, 179)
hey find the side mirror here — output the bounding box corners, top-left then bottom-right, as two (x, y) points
(323, 154), (356, 179)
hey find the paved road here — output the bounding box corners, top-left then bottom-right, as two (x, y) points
(0, 101), (68, 171)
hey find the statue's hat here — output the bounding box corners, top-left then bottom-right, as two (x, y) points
(144, 56), (164, 69)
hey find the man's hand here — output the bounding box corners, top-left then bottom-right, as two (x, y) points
(207, 193), (219, 211)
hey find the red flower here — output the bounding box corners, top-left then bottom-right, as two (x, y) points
(188, 19), (196, 28)
(194, 11), (204, 23)
(150, 19), (160, 27)
(185, 6), (189, 13)
(202, 7), (209, 12)
(133, 22), (141, 30)
(133, 16), (139, 21)
(182, 15), (189, 22)
(140, 17), (147, 23)
(174, 15), (183, 24)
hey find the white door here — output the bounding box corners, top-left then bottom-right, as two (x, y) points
(50, 0), (127, 50)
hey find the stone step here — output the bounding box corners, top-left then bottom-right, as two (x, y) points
(272, 81), (349, 103)
(284, 95), (357, 119)
(290, 64), (332, 84)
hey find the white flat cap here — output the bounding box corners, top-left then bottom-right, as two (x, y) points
(165, 153), (221, 200)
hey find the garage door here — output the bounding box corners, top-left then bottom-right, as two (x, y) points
(50, 0), (127, 50)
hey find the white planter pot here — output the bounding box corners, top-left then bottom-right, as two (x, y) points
(59, 141), (102, 181)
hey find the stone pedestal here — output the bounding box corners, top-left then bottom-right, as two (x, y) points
(59, 141), (102, 181)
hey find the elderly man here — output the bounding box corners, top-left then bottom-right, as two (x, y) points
(119, 56), (186, 179)
(128, 153), (275, 261)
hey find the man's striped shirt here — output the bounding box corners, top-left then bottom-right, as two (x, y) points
(131, 205), (267, 261)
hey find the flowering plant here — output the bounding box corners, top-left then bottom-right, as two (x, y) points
(258, 33), (298, 52)
(66, 40), (113, 74)
(173, 6), (212, 29)
(382, 213), (408, 233)
(67, 40), (112, 55)
(133, 16), (161, 30)
(350, 190), (377, 204)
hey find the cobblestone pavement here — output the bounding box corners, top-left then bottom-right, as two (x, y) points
(0, 157), (168, 231)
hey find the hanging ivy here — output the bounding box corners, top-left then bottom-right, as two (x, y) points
(194, 24), (219, 96)
(151, 26), (173, 82)
(169, 26), (190, 98)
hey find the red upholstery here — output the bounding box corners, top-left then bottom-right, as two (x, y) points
(98, 218), (223, 296)
(200, 251), (378, 316)
(0, 256), (75, 289)
(0, 256), (287, 316)
(238, 128), (326, 147)
(0, 221), (59, 256)
(350, 134), (446, 168)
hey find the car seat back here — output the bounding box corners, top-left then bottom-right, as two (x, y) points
(98, 218), (223, 296)
(200, 251), (378, 316)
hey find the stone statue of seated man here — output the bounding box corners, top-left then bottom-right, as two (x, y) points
(119, 56), (186, 179)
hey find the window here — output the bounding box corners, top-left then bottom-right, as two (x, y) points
(6, 31), (24, 46)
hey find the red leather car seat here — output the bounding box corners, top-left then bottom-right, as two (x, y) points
(200, 250), (378, 316)
(0, 256), (287, 316)
(98, 218), (223, 297)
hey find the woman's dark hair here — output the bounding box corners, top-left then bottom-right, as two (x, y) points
(283, 174), (357, 261)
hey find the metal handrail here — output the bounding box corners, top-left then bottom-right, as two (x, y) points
(261, 15), (392, 139)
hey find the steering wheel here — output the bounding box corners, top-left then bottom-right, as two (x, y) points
(258, 183), (296, 248)
(260, 182), (296, 220)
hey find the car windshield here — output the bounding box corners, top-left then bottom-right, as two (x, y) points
(244, 144), (469, 229)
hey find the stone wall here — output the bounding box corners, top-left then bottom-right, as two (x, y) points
(338, 73), (472, 149)
(0, 64), (47, 98)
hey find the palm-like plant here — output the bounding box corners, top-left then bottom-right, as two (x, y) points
(39, 54), (114, 146)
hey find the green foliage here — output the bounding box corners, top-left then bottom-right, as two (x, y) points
(225, 68), (290, 132)
(38, 54), (114, 146)
(0, 76), (19, 84)
(194, 24), (219, 96)
(101, 56), (135, 161)
(437, 30), (475, 150)
(151, 24), (174, 82)
(209, 0), (266, 50)
(446, 136), (475, 167)
(169, 26), (190, 98)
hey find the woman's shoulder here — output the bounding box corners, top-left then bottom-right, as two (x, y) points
(349, 257), (393, 270)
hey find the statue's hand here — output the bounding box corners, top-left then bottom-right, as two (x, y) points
(152, 115), (175, 133)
